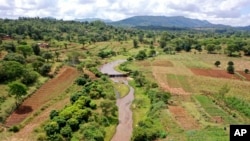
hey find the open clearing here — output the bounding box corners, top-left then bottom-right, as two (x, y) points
(191, 68), (240, 80)
(168, 105), (199, 130)
(4, 66), (79, 127)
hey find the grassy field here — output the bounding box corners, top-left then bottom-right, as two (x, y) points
(129, 81), (151, 128)
(128, 50), (250, 140)
(113, 82), (130, 98)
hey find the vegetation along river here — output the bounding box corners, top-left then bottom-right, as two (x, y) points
(100, 60), (134, 141)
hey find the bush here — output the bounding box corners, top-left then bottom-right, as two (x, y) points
(80, 122), (105, 141)
(228, 61), (234, 66)
(214, 61), (221, 67)
(50, 110), (59, 119)
(67, 118), (79, 131)
(75, 77), (87, 85)
(3, 53), (26, 64)
(39, 64), (51, 76)
(0, 61), (24, 82)
(9, 125), (20, 132)
(227, 65), (235, 74)
(89, 101), (97, 109)
(21, 70), (39, 85)
(244, 69), (249, 74)
(44, 121), (60, 136)
(60, 125), (72, 138)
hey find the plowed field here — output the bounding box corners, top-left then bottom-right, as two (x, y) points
(4, 66), (79, 127)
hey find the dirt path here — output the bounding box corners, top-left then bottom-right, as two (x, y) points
(4, 66), (79, 127)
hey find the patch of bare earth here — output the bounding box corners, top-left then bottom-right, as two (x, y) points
(152, 71), (189, 96)
(152, 60), (174, 67)
(168, 106), (199, 130)
(191, 68), (240, 80)
(237, 71), (250, 81)
(135, 60), (151, 67)
(7, 98), (70, 141)
(4, 66), (79, 127)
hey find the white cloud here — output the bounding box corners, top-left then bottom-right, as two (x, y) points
(0, 0), (250, 26)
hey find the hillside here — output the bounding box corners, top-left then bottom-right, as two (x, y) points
(110, 16), (228, 28)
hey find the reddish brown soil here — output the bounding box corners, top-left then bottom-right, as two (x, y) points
(9, 98), (70, 141)
(237, 71), (250, 81)
(212, 116), (223, 124)
(152, 72), (189, 96)
(4, 66), (79, 127)
(191, 68), (239, 79)
(84, 69), (97, 79)
(168, 106), (199, 130)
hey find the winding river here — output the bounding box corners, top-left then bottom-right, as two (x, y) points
(100, 60), (134, 141)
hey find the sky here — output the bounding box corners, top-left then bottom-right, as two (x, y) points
(1, 0), (250, 26)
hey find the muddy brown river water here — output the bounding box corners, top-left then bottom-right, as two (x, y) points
(100, 60), (134, 141)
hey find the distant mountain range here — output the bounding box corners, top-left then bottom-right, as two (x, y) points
(75, 18), (112, 23)
(76, 16), (250, 30)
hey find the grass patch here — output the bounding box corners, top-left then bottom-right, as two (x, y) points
(104, 125), (117, 141)
(114, 82), (130, 98)
(186, 126), (228, 141)
(129, 80), (150, 127)
(166, 74), (192, 92)
(194, 95), (238, 124)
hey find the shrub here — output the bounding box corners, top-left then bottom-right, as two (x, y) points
(39, 63), (51, 76)
(228, 61), (234, 66)
(9, 125), (20, 132)
(60, 125), (72, 138)
(227, 65), (235, 74)
(50, 110), (59, 119)
(44, 121), (60, 136)
(67, 118), (79, 131)
(21, 70), (39, 85)
(214, 61), (221, 67)
(244, 69), (249, 74)
(75, 77), (87, 85)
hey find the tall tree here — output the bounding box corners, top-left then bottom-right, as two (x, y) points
(32, 43), (40, 55)
(17, 45), (33, 58)
(8, 81), (27, 106)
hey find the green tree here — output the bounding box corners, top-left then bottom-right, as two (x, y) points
(60, 125), (72, 138)
(42, 52), (53, 62)
(0, 61), (24, 82)
(32, 44), (40, 55)
(206, 44), (215, 54)
(55, 51), (60, 61)
(244, 69), (249, 74)
(3, 53), (26, 64)
(138, 34), (144, 43)
(3, 42), (16, 52)
(8, 81), (27, 106)
(228, 61), (234, 66)
(135, 50), (147, 60)
(227, 65), (234, 74)
(214, 61), (221, 67)
(39, 64), (51, 76)
(133, 39), (138, 48)
(44, 121), (60, 136)
(17, 45), (33, 58)
(148, 49), (156, 57)
(194, 44), (202, 52)
(21, 70), (39, 85)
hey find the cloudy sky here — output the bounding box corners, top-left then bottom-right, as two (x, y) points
(1, 0), (250, 26)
